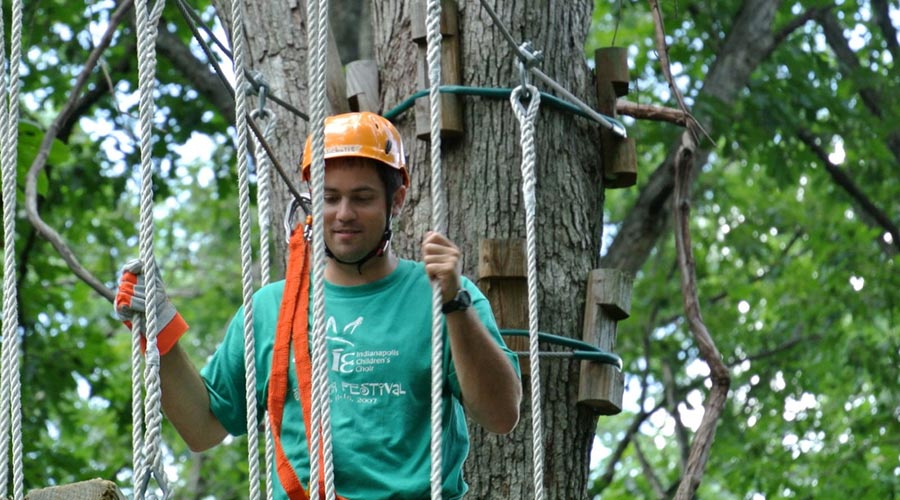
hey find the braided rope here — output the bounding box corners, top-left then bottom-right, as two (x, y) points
(424, 0), (446, 498)
(134, 0), (169, 496)
(510, 84), (544, 500)
(251, 109), (277, 500)
(0, 1), (23, 498)
(253, 110), (276, 287)
(425, 0), (447, 500)
(306, 0), (336, 498)
(229, 0), (262, 498)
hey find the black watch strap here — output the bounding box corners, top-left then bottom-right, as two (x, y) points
(441, 288), (472, 314)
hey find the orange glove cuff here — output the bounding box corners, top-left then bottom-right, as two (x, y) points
(140, 313), (189, 356)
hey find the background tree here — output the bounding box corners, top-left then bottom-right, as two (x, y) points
(8, 0), (898, 499)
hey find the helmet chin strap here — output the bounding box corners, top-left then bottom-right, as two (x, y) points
(325, 215), (393, 274)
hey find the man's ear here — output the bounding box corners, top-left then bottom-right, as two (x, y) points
(391, 185), (408, 217)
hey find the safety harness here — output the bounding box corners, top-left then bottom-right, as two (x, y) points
(267, 224), (348, 500)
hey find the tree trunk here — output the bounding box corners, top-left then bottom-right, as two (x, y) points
(233, 0), (606, 497)
(374, 2), (603, 498)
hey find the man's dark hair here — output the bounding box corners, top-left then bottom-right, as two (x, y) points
(376, 162), (404, 209)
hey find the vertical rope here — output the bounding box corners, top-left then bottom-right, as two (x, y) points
(306, 0), (336, 498)
(0, 1), (23, 498)
(134, 0), (169, 497)
(510, 84), (544, 500)
(229, 0), (262, 497)
(424, 0), (445, 498)
(253, 111), (276, 287)
(251, 109), (277, 500)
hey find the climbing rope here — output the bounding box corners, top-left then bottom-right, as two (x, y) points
(306, 0), (337, 498)
(228, 0), (263, 497)
(423, 0), (446, 498)
(510, 83), (545, 500)
(250, 99), (278, 500)
(0, 1), (24, 498)
(133, 0), (171, 497)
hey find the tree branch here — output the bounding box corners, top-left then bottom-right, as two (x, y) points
(647, 0), (709, 143)
(23, 0), (135, 303)
(595, 404), (663, 492)
(816, 9), (900, 166)
(156, 19), (236, 120)
(602, 0), (784, 273)
(797, 129), (900, 252)
(616, 99), (687, 126)
(870, 0), (899, 69)
(634, 438), (667, 499)
(671, 129), (731, 500)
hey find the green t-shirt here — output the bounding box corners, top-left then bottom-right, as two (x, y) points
(201, 259), (519, 500)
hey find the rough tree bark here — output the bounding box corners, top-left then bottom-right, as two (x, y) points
(373, 1), (604, 498)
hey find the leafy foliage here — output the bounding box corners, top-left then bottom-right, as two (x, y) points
(589, 0), (899, 498)
(2, 0), (898, 498)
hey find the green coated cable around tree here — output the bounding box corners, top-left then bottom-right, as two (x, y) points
(500, 329), (623, 369)
(382, 85), (626, 134)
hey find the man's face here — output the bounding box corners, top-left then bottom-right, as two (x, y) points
(323, 158), (391, 263)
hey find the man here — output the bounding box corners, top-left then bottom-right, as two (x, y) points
(116, 112), (522, 499)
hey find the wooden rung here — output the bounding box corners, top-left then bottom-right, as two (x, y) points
(413, 0), (464, 140)
(411, 0), (460, 43)
(586, 268), (633, 320)
(478, 239), (531, 376)
(602, 133), (638, 189)
(478, 239), (526, 278)
(26, 479), (126, 500)
(595, 47), (630, 97)
(345, 59), (381, 113)
(578, 268), (633, 414)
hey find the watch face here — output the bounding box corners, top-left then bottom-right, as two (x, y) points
(458, 289), (472, 307)
(442, 289), (472, 314)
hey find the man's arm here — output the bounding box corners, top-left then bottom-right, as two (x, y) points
(421, 232), (522, 434)
(444, 307), (522, 434)
(160, 343), (229, 452)
(115, 260), (229, 452)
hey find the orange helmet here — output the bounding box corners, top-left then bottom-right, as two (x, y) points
(301, 112), (409, 187)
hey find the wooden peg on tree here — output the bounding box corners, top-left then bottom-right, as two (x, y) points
(345, 60), (381, 113)
(477, 239), (531, 376)
(411, 0), (464, 140)
(578, 268), (633, 415)
(595, 47), (637, 189)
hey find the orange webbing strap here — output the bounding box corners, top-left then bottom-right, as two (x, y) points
(268, 228), (347, 500)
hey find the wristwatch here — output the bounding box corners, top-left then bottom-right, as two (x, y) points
(441, 288), (472, 314)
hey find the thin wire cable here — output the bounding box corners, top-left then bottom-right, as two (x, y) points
(0, 1), (23, 497)
(510, 84), (545, 500)
(229, 0), (262, 497)
(477, 0), (626, 137)
(134, 0), (170, 497)
(424, 0), (446, 498)
(306, 0), (336, 498)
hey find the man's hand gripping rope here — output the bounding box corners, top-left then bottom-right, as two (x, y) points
(115, 259), (189, 355)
